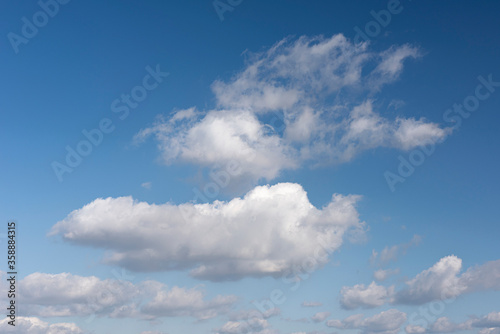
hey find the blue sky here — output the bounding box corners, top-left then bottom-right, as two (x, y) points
(1, 1), (500, 333)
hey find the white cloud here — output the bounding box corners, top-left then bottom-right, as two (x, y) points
(374, 269), (400, 282)
(17, 272), (236, 320)
(340, 282), (395, 309)
(362, 309), (408, 334)
(211, 37), (417, 112)
(429, 317), (470, 333)
(388, 99), (405, 110)
(219, 308), (282, 334)
(216, 321), (246, 334)
(327, 309), (407, 334)
(459, 260), (500, 293)
(19, 272), (138, 317)
(395, 255), (467, 304)
(327, 313), (364, 329)
(141, 182), (152, 189)
(211, 34), (368, 112)
(343, 256), (500, 309)
(0, 317), (83, 334)
(369, 45), (421, 90)
(136, 34), (451, 185)
(301, 301), (323, 307)
(404, 312), (500, 334)
(311, 311), (331, 322)
(479, 329), (500, 334)
(472, 312), (500, 328)
(405, 325), (427, 334)
(134, 108), (297, 183)
(392, 119), (448, 151)
(142, 285), (237, 320)
(371, 235), (422, 267)
(215, 319), (277, 334)
(50, 183), (364, 281)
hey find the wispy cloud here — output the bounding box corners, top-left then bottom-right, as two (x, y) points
(141, 181), (152, 189)
(371, 235), (422, 267)
(135, 34), (450, 185)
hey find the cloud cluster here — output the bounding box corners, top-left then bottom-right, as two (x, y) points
(18, 272), (236, 320)
(135, 34), (451, 184)
(395, 255), (466, 304)
(20, 272), (138, 317)
(216, 307), (282, 334)
(405, 311), (500, 334)
(141, 285), (237, 320)
(215, 319), (274, 334)
(340, 256), (500, 309)
(340, 282), (395, 309)
(50, 183), (364, 281)
(327, 309), (407, 334)
(0, 317), (83, 334)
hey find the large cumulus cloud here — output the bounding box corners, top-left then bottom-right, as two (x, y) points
(50, 183), (365, 281)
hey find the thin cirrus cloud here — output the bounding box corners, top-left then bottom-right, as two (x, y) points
(370, 235), (422, 267)
(49, 183), (365, 281)
(134, 34), (451, 184)
(340, 255), (500, 309)
(14, 272), (237, 320)
(373, 268), (400, 282)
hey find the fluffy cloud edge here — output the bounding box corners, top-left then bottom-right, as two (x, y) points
(49, 183), (365, 281)
(16, 272), (237, 320)
(340, 255), (500, 309)
(135, 33), (452, 185)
